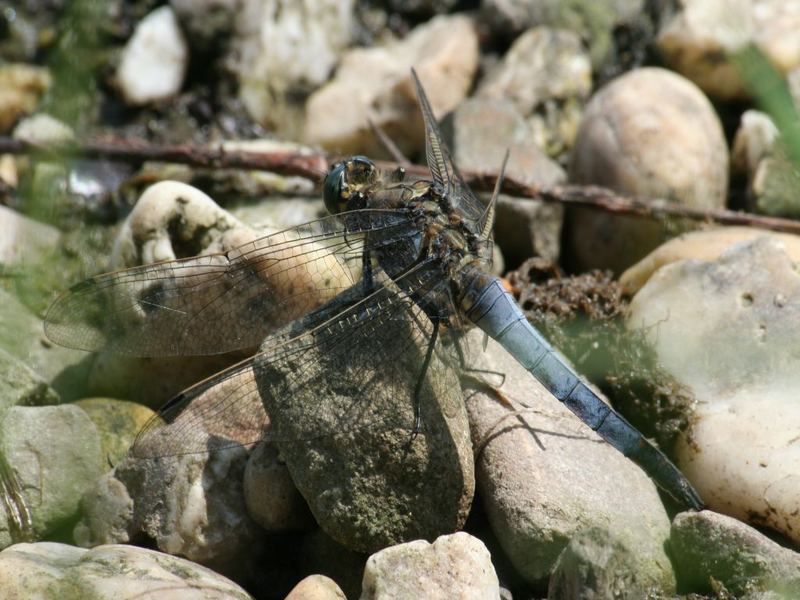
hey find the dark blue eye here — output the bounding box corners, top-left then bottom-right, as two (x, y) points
(323, 162), (347, 214)
(323, 156), (378, 215)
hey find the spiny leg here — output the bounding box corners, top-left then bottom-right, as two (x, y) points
(412, 319), (440, 436)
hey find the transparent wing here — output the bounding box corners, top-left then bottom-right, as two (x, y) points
(45, 209), (419, 357)
(130, 259), (461, 458)
(411, 68), (484, 225)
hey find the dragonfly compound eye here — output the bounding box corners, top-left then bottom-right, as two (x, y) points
(323, 162), (348, 214)
(323, 156), (378, 214)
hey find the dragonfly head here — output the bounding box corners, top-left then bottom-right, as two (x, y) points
(323, 156), (378, 214)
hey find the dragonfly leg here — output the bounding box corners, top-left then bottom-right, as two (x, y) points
(412, 319), (440, 436)
(361, 248), (375, 296)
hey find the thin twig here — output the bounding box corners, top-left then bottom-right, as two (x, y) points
(3, 135), (800, 235)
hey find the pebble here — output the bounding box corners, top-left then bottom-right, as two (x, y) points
(0, 63), (51, 133)
(462, 329), (676, 591)
(360, 532), (500, 600)
(620, 227), (800, 295)
(116, 6), (188, 105)
(0, 405), (103, 548)
(285, 574), (347, 600)
(671, 510), (800, 597)
(656, 0), (800, 100)
(12, 113), (74, 144)
(627, 238), (800, 544)
(0, 542), (253, 599)
(568, 67), (728, 273)
(304, 14), (479, 157)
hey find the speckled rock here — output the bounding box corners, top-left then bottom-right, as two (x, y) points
(73, 398), (156, 467)
(258, 304), (474, 553)
(360, 533), (500, 600)
(462, 329), (675, 590)
(0, 542), (253, 599)
(445, 96), (565, 267)
(0, 63), (51, 133)
(627, 238), (800, 544)
(477, 26), (591, 159)
(620, 227), (800, 295)
(116, 6), (188, 105)
(243, 442), (314, 532)
(569, 67), (728, 273)
(304, 14), (479, 157)
(0, 405), (103, 548)
(671, 511), (800, 597)
(656, 0), (800, 100)
(285, 574), (347, 600)
(233, 0), (355, 137)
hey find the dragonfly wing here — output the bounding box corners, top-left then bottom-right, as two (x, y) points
(411, 69), (485, 225)
(131, 258), (463, 457)
(45, 209), (419, 357)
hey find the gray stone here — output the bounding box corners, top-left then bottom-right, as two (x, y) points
(0, 542), (253, 599)
(73, 398), (156, 467)
(0, 205), (60, 268)
(0, 405), (104, 547)
(445, 96), (565, 267)
(304, 14), (479, 157)
(569, 67), (728, 273)
(360, 532), (500, 600)
(243, 442), (315, 531)
(257, 301), (474, 553)
(671, 511), (800, 597)
(462, 329), (675, 590)
(627, 238), (800, 544)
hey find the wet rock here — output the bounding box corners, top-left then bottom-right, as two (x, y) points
(656, 0), (800, 100)
(233, 0), (355, 137)
(0, 405), (103, 547)
(445, 96), (565, 267)
(627, 238), (800, 544)
(481, 0), (645, 68)
(0, 542), (253, 599)
(116, 6), (188, 105)
(568, 67), (728, 273)
(0, 63), (51, 133)
(285, 574), (347, 600)
(360, 532), (500, 600)
(477, 26), (591, 159)
(304, 14), (479, 157)
(671, 511), (800, 597)
(76, 447), (262, 578)
(257, 301), (474, 553)
(74, 398), (156, 467)
(0, 205), (60, 268)
(0, 348), (58, 421)
(12, 113), (74, 144)
(243, 442), (315, 531)
(462, 329), (675, 590)
(620, 227), (800, 295)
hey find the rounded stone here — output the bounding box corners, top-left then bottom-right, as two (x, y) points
(568, 67), (728, 273)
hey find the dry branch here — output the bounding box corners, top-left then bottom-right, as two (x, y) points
(3, 135), (800, 236)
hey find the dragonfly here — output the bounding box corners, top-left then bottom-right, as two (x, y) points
(44, 69), (703, 511)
